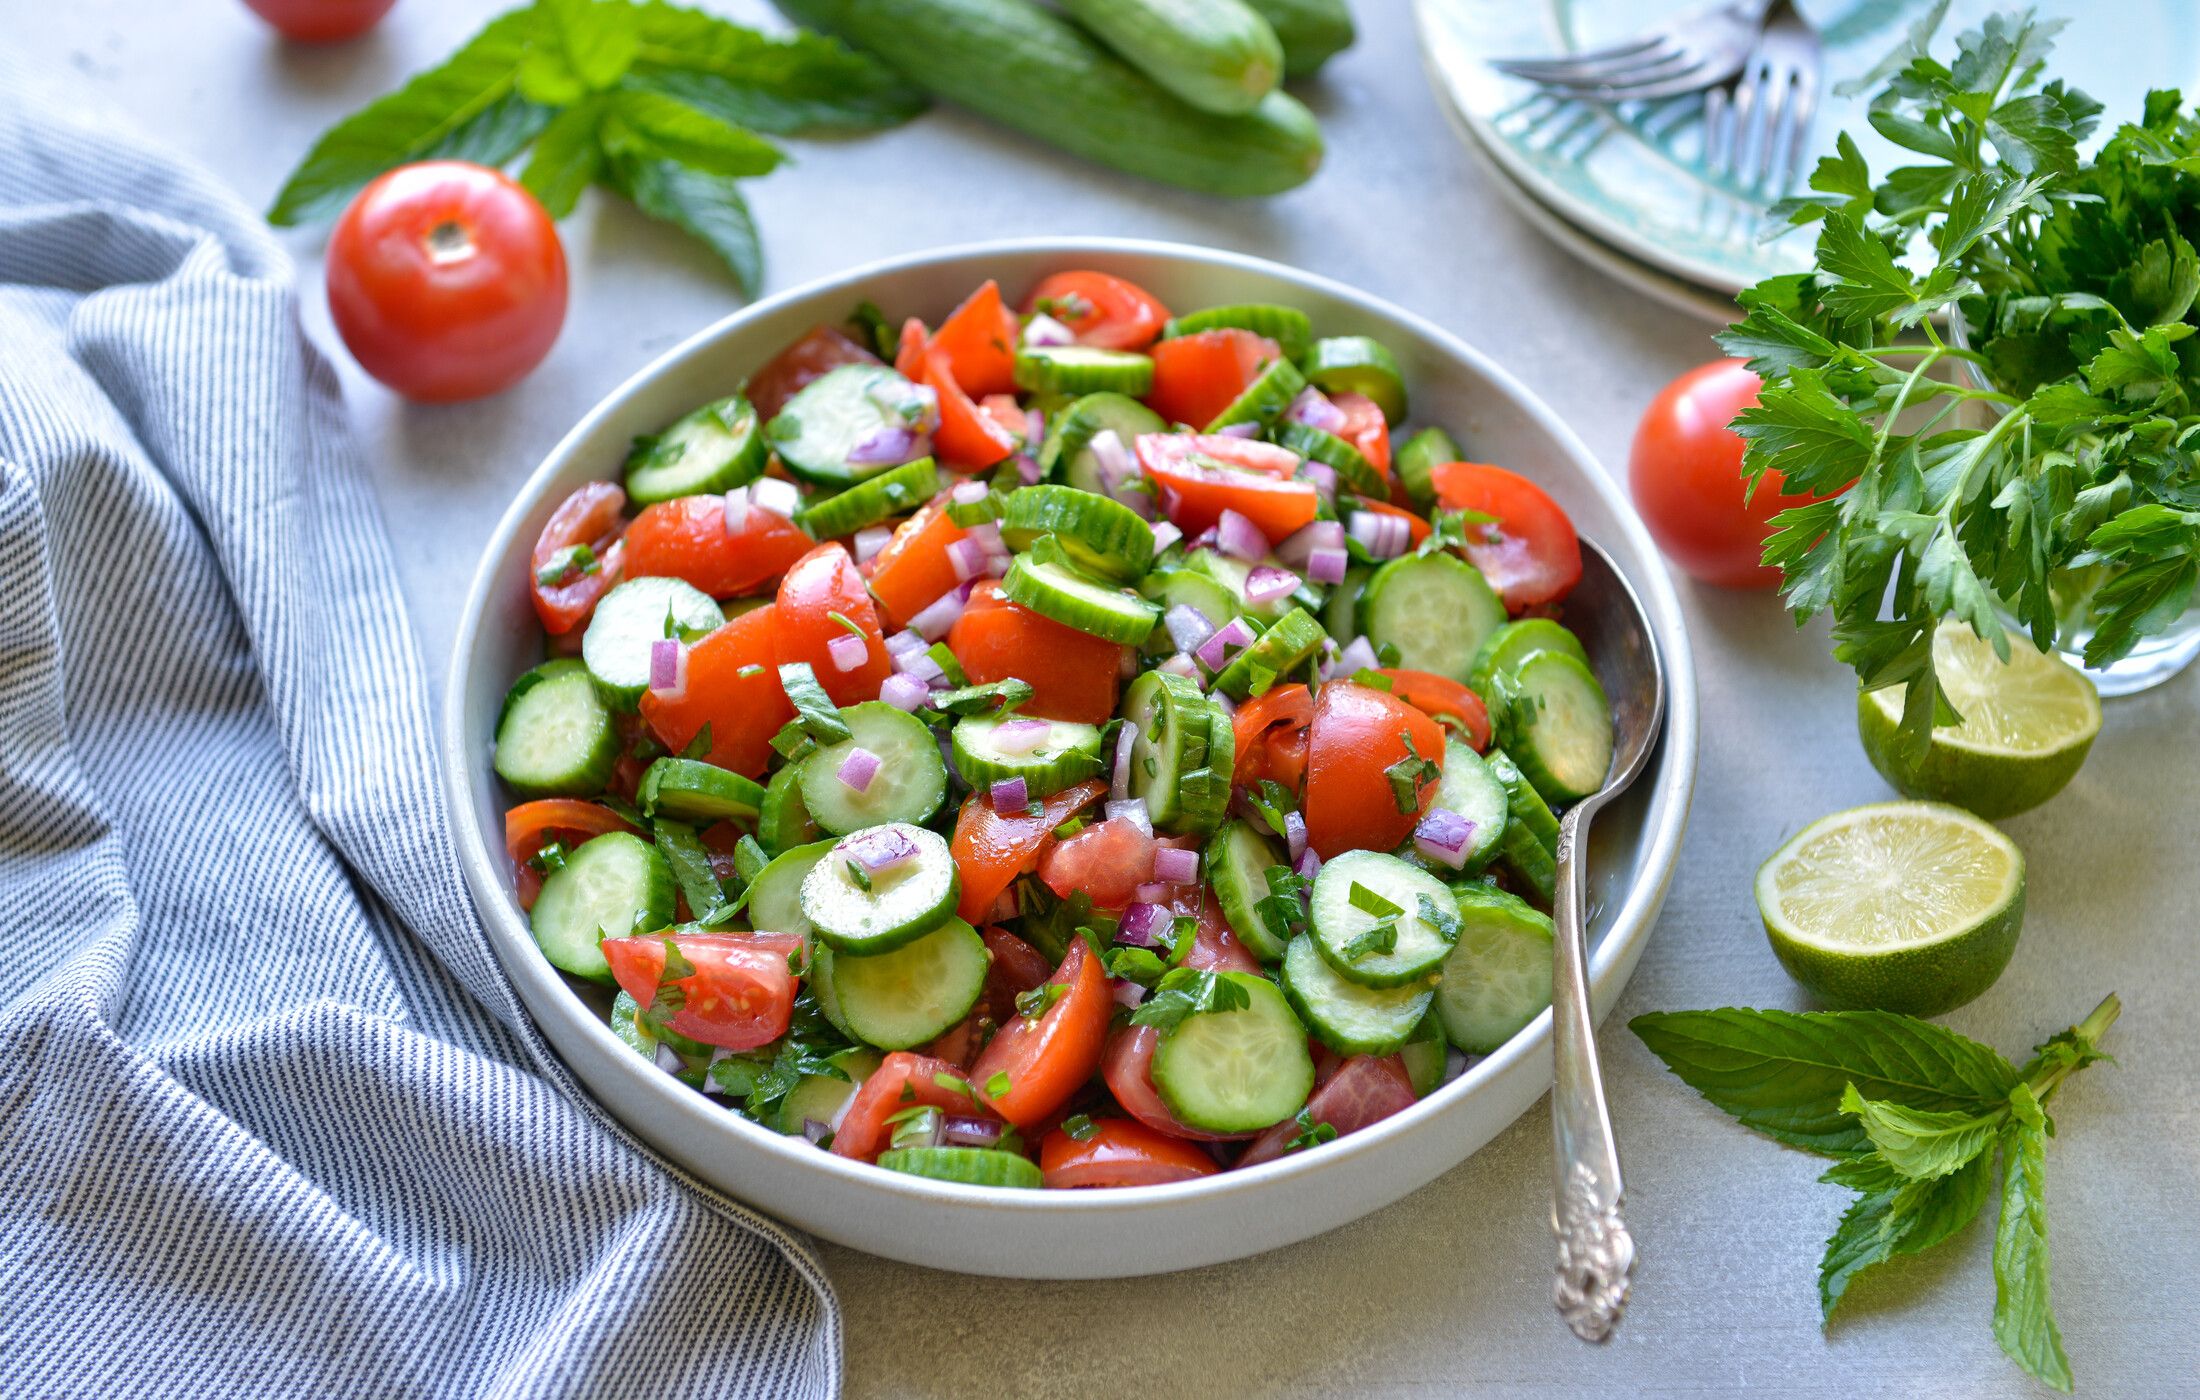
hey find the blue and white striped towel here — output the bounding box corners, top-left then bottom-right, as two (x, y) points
(0, 75), (840, 1399)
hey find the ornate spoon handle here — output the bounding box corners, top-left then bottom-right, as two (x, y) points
(1549, 799), (1634, 1342)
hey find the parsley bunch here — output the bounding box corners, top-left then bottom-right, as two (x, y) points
(1719, 8), (2200, 746)
(268, 0), (927, 292)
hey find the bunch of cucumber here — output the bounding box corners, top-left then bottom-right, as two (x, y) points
(771, 0), (1353, 195)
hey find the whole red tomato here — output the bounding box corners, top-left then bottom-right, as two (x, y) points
(1630, 360), (1823, 589)
(243, 0), (397, 43)
(326, 161), (567, 402)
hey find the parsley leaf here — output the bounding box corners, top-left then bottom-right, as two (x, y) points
(1128, 967), (1251, 1032)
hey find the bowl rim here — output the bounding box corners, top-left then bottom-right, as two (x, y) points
(440, 235), (1698, 1214)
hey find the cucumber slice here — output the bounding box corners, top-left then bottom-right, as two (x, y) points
(1119, 669), (1230, 836)
(1184, 547), (1297, 625)
(766, 363), (934, 486)
(800, 823), (960, 953)
(610, 990), (711, 1087)
(1162, 304), (1313, 359)
(823, 916), (988, 1050)
(877, 1146), (1043, 1189)
(1278, 420), (1384, 497)
(1040, 392), (1166, 492)
(999, 484), (1155, 582)
(1433, 886), (1554, 1053)
(795, 458), (938, 539)
(494, 659), (618, 798)
(1393, 426), (1458, 511)
(1359, 552), (1504, 684)
(1398, 1008), (1449, 1096)
(1308, 849), (1460, 988)
(581, 577), (724, 710)
(1211, 605), (1327, 700)
(1499, 652), (1613, 805)
(742, 837), (834, 942)
(799, 702), (949, 835)
(1002, 553), (1161, 644)
(1204, 819), (1294, 962)
(1150, 973), (1314, 1133)
(1204, 355), (1306, 433)
(1013, 344), (1155, 396)
(1138, 568), (1242, 655)
(949, 713), (1105, 797)
(1281, 935), (1435, 1056)
(1415, 738), (1508, 875)
(529, 832), (675, 983)
(772, 1049), (882, 1135)
(637, 757), (766, 825)
(1467, 618), (1589, 697)
(1300, 336), (1407, 424)
(758, 763), (822, 854)
(1323, 564), (1369, 643)
(623, 394), (767, 504)
(1484, 750), (1558, 904)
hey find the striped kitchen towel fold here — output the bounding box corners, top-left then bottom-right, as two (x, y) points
(0, 72), (841, 1399)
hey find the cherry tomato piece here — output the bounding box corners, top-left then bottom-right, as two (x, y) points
(638, 605), (790, 777)
(865, 498), (973, 629)
(530, 482), (627, 635)
(972, 939), (1114, 1130)
(831, 1053), (993, 1162)
(948, 581), (1123, 725)
(1137, 434), (1319, 543)
(600, 931), (802, 1051)
(922, 348), (1019, 469)
(744, 324), (880, 422)
(1303, 680), (1446, 858)
(1101, 1025), (1251, 1143)
(1428, 462), (1583, 610)
(1375, 668), (1492, 752)
(949, 781), (1109, 924)
(1038, 816), (1157, 910)
(242, 0), (396, 43)
(1237, 1054), (1416, 1168)
(623, 494), (811, 600)
(929, 280), (1020, 398)
(1023, 271), (1170, 351)
(774, 543), (890, 706)
(1146, 329), (1280, 429)
(1040, 1119), (1221, 1188)
(1332, 392), (1393, 478)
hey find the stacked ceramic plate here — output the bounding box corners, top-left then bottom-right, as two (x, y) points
(1415, 0), (2200, 323)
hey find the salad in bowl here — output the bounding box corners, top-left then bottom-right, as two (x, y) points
(489, 266), (1616, 1194)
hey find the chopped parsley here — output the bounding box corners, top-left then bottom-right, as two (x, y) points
(533, 542), (600, 588)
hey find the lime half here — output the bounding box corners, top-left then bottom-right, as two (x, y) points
(1857, 623), (2099, 819)
(1756, 801), (2025, 1016)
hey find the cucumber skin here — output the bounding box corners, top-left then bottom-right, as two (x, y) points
(771, 0), (1322, 196)
(1244, 0), (1352, 77)
(1061, 0), (1283, 117)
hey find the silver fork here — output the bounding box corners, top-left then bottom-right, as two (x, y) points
(1703, 0), (1824, 192)
(1488, 0), (1770, 104)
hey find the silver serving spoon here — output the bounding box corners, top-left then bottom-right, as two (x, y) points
(1545, 539), (1664, 1342)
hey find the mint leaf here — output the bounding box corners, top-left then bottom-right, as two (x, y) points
(1838, 1083), (2001, 1180)
(520, 99), (605, 218)
(1628, 1007), (2018, 1155)
(1816, 1149), (1994, 1319)
(520, 0), (641, 103)
(1129, 967), (1250, 1033)
(603, 153), (762, 294)
(626, 1), (927, 135)
(1992, 1104), (2072, 1391)
(268, 9), (552, 225)
(601, 90), (783, 179)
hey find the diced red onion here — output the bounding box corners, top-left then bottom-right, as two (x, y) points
(1105, 797), (1152, 836)
(1194, 616), (1257, 673)
(1158, 652), (1201, 683)
(965, 522), (1004, 555)
(952, 479), (989, 506)
(1164, 603), (1215, 654)
(880, 673), (931, 711)
(1303, 462), (1338, 498)
(837, 746), (881, 794)
(1245, 565), (1300, 605)
(885, 627), (927, 658)
(852, 525), (894, 564)
(1413, 807), (1475, 870)
(1445, 1047), (1470, 1083)
(1306, 546), (1349, 585)
(1024, 409), (1045, 448)
(1285, 810), (1308, 862)
(1148, 520), (1182, 555)
(1215, 509), (1267, 561)
(1120, 647), (1142, 679)
(802, 1117), (832, 1144)
(1277, 519), (1346, 568)
(1294, 846), (1322, 880)
(948, 535), (993, 582)
(943, 1115), (1005, 1147)
(842, 823), (919, 873)
(1349, 510), (1410, 560)
(992, 718), (1051, 755)
(827, 632), (869, 673)
(908, 586), (967, 641)
(1110, 722), (1137, 801)
(1210, 690), (1236, 717)
(1188, 524), (1217, 550)
(654, 1044), (683, 1074)
(1323, 634), (1378, 680)
(1286, 386), (1347, 433)
(848, 423), (923, 466)
(1132, 882), (1172, 904)
(1114, 980), (1147, 1009)
(990, 776), (1029, 811)
(1115, 485), (1155, 519)
(751, 476), (801, 520)
(1023, 312), (1075, 348)
(1015, 453), (1044, 485)
(1088, 430), (1135, 488)
(1153, 846), (1199, 884)
(723, 486), (750, 535)
(893, 644), (945, 683)
(867, 376), (939, 430)
(647, 639), (686, 698)
(1117, 901), (1168, 947)
(1215, 421), (1261, 439)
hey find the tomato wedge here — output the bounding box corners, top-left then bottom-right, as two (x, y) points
(774, 542), (890, 705)
(1040, 1119), (1220, 1188)
(1137, 431), (1301, 480)
(505, 799), (639, 906)
(624, 493), (811, 600)
(923, 348), (1019, 469)
(1037, 815), (1157, 909)
(531, 482), (627, 635)
(1303, 680), (1446, 858)
(980, 926), (1055, 1020)
(1230, 683), (1313, 787)
(831, 1053), (992, 1162)
(1376, 668), (1492, 751)
(1332, 391), (1393, 478)
(1237, 1053), (1416, 1168)
(1137, 435), (1318, 543)
(950, 780), (1108, 923)
(1147, 329), (1279, 428)
(894, 317), (927, 380)
(745, 324), (880, 422)
(1170, 887), (1262, 974)
(600, 930), (803, 1051)
(972, 939), (1113, 1130)
(1429, 462), (1584, 609)
(1024, 271), (1170, 351)
(639, 604), (790, 776)
(929, 279), (1019, 398)
(948, 581), (1123, 724)
(1101, 1024), (1251, 1142)
(866, 497), (972, 629)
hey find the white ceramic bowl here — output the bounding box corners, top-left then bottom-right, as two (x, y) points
(442, 238), (1697, 1279)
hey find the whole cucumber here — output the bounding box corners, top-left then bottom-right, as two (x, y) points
(1060, 0), (1283, 117)
(773, 0), (1322, 196)
(1245, 0), (1354, 78)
